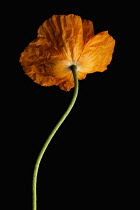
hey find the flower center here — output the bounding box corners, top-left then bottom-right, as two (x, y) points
(67, 61), (80, 72)
(69, 64), (77, 71)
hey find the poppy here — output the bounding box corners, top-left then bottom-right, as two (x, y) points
(20, 14), (115, 91)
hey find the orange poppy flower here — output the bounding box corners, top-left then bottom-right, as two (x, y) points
(20, 14), (115, 91)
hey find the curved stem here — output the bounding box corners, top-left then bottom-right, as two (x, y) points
(32, 65), (79, 210)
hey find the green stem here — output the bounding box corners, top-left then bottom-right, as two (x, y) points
(32, 65), (79, 210)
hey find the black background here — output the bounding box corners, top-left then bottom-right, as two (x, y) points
(4, 1), (132, 210)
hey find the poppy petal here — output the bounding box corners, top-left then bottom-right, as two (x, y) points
(78, 31), (115, 74)
(20, 37), (73, 86)
(58, 71), (87, 91)
(37, 14), (84, 62)
(82, 19), (94, 44)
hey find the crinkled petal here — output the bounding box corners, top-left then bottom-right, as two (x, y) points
(78, 31), (115, 74)
(19, 37), (73, 87)
(59, 80), (74, 91)
(37, 14), (84, 61)
(82, 19), (94, 44)
(58, 70), (87, 91)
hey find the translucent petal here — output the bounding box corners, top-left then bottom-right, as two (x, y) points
(38, 14), (84, 61)
(78, 31), (115, 74)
